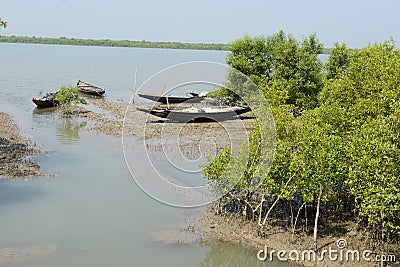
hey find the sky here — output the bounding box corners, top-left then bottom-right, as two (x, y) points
(1, 0), (400, 48)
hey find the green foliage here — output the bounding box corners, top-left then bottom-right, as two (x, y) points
(55, 85), (87, 105)
(323, 41), (400, 233)
(205, 33), (400, 239)
(281, 41), (400, 233)
(203, 123), (264, 198)
(288, 106), (349, 202)
(210, 31), (324, 112)
(0, 35), (228, 51)
(269, 33), (324, 111)
(325, 42), (350, 80)
(226, 35), (271, 77)
(205, 86), (240, 105)
(203, 148), (231, 183)
(348, 115), (400, 231)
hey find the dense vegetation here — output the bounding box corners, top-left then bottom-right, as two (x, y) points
(204, 31), (400, 249)
(55, 85), (86, 106)
(0, 35), (229, 51)
(55, 85), (87, 115)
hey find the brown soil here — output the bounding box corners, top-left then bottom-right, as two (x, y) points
(71, 98), (255, 161)
(199, 207), (399, 267)
(0, 112), (41, 178)
(1, 97), (252, 177)
(70, 99), (400, 266)
(8, 98), (396, 266)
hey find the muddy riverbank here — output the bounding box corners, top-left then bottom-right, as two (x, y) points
(0, 112), (41, 178)
(55, 99), (399, 267)
(199, 205), (399, 267)
(7, 97), (395, 267)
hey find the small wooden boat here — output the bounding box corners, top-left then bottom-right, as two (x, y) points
(137, 106), (251, 122)
(32, 92), (59, 108)
(137, 92), (206, 104)
(77, 80), (105, 96)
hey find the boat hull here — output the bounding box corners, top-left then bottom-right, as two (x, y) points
(77, 80), (106, 96)
(137, 93), (203, 104)
(32, 98), (58, 108)
(137, 106), (251, 122)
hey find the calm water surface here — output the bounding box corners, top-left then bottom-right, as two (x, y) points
(0, 43), (295, 267)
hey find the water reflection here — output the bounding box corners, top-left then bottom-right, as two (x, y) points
(32, 108), (87, 144)
(199, 241), (295, 267)
(32, 107), (58, 114)
(55, 118), (87, 145)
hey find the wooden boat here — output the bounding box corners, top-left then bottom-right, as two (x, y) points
(137, 106), (251, 122)
(137, 92), (205, 104)
(32, 92), (59, 108)
(77, 80), (105, 96)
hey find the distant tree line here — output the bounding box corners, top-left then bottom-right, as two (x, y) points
(0, 34), (349, 54)
(0, 35), (229, 51)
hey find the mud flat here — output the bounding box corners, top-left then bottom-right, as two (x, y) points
(199, 205), (399, 267)
(74, 98), (255, 158)
(0, 112), (41, 178)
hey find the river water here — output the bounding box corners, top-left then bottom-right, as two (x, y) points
(0, 43), (295, 267)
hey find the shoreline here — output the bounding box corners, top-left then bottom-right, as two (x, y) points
(4, 98), (398, 266)
(0, 36), (336, 54)
(0, 36), (229, 51)
(198, 205), (399, 267)
(0, 112), (41, 178)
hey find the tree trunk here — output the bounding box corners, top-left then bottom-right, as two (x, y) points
(292, 202), (306, 241)
(380, 210), (385, 267)
(313, 184), (323, 250)
(261, 175), (294, 227)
